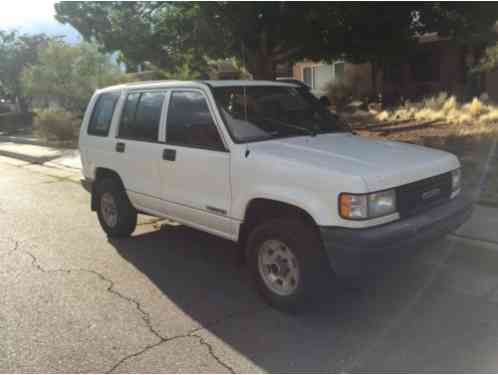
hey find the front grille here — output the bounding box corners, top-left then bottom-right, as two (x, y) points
(396, 172), (452, 218)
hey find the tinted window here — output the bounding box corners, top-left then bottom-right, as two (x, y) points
(166, 91), (224, 150)
(118, 91), (164, 142)
(88, 92), (120, 136)
(212, 86), (347, 143)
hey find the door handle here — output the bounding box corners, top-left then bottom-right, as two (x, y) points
(115, 142), (125, 153)
(163, 148), (176, 161)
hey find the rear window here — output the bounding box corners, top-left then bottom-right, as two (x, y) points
(87, 92), (120, 136)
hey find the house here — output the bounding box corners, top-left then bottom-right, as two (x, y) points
(291, 60), (372, 99)
(289, 33), (498, 104)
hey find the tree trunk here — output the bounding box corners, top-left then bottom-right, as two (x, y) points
(247, 47), (277, 80)
(251, 57), (276, 80)
(17, 96), (29, 114)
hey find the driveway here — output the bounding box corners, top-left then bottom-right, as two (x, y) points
(2, 154), (498, 372)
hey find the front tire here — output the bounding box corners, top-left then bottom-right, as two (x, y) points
(95, 178), (137, 238)
(246, 218), (333, 312)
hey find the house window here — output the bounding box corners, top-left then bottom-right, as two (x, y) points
(302, 62), (344, 91)
(303, 67), (314, 88)
(333, 62), (345, 81)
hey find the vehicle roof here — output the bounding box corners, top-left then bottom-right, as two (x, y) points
(97, 79), (298, 93)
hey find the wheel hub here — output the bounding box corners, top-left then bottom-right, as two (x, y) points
(101, 193), (118, 228)
(258, 239), (299, 296)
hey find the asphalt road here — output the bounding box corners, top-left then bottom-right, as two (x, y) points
(2, 155), (498, 372)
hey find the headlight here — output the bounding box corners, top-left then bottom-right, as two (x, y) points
(339, 189), (397, 220)
(451, 168), (461, 193)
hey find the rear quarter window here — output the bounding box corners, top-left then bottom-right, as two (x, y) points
(87, 92), (120, 136)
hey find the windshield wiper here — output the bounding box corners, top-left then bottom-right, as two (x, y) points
(264, 118), (317, 137)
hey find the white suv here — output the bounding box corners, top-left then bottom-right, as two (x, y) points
(80, 80), (473, 311)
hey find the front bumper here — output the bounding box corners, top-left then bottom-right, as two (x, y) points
(320, 194), (473, 277)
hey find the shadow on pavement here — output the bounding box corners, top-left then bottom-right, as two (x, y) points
(107, 222), (452, 372)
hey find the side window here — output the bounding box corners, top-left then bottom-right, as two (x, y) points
(118, 91), (164, 142)
(118, 93), (141, 139)
(166, 91), (225, 151)
(87, 92), (120, 136)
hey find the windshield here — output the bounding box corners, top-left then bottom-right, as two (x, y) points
(211, 85), (348, 143)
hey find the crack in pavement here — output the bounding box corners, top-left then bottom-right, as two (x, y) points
(107, 306), (263, 373)
(11, 243), (244, 373)
(191, 333), (236, 373)
(2, 239), (19, 259)
(107, 332), (237, 373)
(14, 247), (166, 352)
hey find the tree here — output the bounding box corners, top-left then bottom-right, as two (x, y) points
(477, 43), (498, 72)
(0, 31), (50, 112)
(320, 3), (498, 94)
(54, 2), (498, 81)
(21, 40), (123, 113)
(54, 2), (340, 79)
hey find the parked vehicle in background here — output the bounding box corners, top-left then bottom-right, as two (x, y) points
(79, 80), (473, 312)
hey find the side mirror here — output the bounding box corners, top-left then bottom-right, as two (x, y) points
(319, 95), (331, 107)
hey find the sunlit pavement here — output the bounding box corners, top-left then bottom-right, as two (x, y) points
(2, 154), (498, 372)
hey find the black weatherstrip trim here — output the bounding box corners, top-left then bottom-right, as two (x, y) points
(126, 189), (233, 219)
(206, 206), (227, 215)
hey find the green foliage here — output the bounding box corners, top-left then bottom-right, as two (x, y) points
(54, 3), (498, 80)
(54, 2), (208, 76)
(0, 102), (11, 114)
(0, 31), (50, 112)
(477, 43), (498, 72)
(34, 109), (80, 141)
(0, 112), (34, 132)
(21, 40), (123, 113)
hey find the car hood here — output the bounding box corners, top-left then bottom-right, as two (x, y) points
(247, 133), (460, 191)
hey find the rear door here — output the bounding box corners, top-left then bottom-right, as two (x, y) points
(159, 89), (234, 239)
(112, 89), (167, 209)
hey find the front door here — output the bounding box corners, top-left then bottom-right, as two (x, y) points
(159, 89), (233, 239)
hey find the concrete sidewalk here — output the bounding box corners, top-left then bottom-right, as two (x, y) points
(0, 142), (81, 170)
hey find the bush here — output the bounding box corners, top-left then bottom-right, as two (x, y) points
(374, 92), (498, 134)
(324, 81), (353, 111)
(422, 92), (449, 110)
(0, 112), (34, 132)
(0, 102), (11, 114)
(34, 110), (80, 141)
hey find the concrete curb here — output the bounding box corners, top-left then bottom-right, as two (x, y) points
(0, 148), (56, 164)
(0, 135), (47, 147)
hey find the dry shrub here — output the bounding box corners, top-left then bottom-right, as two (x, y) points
(479, 108), (498, 125)
(374, 93), (498, 133)
(34, 109), (80, 141)
(462, 98), (483, 117)
(375, 111), (389, 121)
(324, 81), (353, 111)
(443, 96), (458, 113)
(423, 92), (448, 110)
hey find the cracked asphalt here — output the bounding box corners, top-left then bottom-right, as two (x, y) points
(3, 154), (498, 372)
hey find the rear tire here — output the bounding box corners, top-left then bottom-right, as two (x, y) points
(246, 218), (333, 313)
(95, 177), (137, 238)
